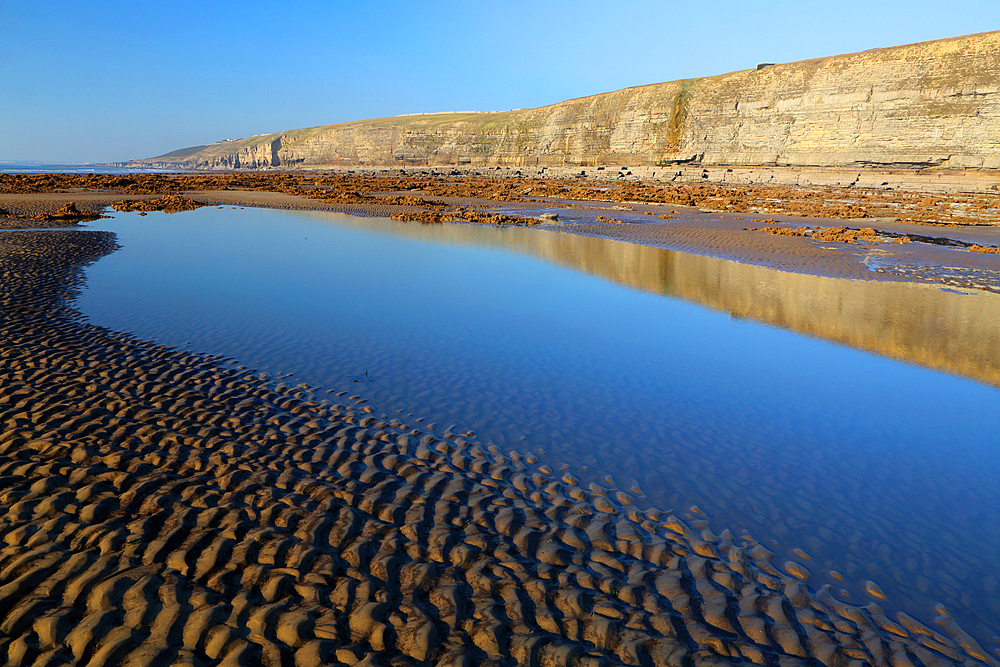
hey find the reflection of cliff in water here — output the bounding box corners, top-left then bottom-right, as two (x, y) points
(307, 213), (1000, 388)
(532, 232), (1000, 389)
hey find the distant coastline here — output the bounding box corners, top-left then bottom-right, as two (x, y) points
(0, 162), (185, 175)
(121, 31), (1000, 173)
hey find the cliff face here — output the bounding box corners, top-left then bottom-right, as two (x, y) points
(685, 31), (1000, 169)
(136, 31), (1000, 171)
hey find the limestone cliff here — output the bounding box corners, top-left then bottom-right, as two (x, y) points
(134, 31), (1000, 171)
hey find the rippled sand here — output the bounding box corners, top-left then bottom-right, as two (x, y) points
(1, 228), (996, 664)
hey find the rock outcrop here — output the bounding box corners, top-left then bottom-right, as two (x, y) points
(132, 31), (1000, 171)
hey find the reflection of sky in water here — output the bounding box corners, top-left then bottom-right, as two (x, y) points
(81, 207), (1000, 643)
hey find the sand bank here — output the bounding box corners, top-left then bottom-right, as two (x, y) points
(1, 234), (997, 662)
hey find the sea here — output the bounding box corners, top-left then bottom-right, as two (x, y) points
(0, 162), (183, 174)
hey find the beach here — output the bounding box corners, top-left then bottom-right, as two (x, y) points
(2, 171), (999, 280)
(1, 173), (999, 666)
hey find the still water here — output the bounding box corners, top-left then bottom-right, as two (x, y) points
(80, 207), (1000, 645)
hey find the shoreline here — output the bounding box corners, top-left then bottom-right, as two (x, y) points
(94, 164), (1000, 196)
(1, 225), (997, 665)
(2, 172), (999, 296)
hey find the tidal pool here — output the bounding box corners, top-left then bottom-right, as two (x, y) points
(81, 207), (1000, 645)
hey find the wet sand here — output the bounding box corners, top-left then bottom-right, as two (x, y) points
(2, 227), (997, 667)
(1, 173), (999, 665)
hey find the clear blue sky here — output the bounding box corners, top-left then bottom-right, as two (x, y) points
(2, 0), (997, 164)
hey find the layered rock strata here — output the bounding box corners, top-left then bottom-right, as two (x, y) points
(0, 234), (997, 664)
(133, 31), (1000, 172)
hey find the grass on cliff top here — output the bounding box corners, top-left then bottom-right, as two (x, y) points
(286, 111), (527, 139)
(151, 111), (526, 160)
(153, 136), (282, 160)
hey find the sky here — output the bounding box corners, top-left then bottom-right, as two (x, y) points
(2, 0), (998, 164)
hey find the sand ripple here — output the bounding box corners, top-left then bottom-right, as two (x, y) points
(0, 230), (995, 666)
